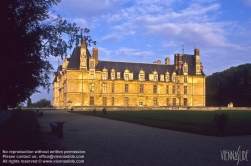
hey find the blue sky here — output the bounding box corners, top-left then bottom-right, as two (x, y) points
(30, 0), (251, 104)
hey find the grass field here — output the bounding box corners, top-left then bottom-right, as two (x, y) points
(70, 110), (251, 136)
(0, 110), (47, 150)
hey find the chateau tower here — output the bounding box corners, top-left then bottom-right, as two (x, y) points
(194, 48), (201, 75)
(80, 40), (87, 70)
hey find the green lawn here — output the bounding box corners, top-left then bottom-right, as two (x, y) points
(70, 110), (251, 136)
(0, 110), (47, 150)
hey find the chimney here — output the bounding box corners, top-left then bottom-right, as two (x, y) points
(165, 57), (170, 65)
(93, 48), (98, 66)
(157, 60), (161, 64)
(194, 48), (200, 56)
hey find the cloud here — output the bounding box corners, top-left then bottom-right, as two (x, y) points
(99, 47), (156, 60)
(102, 1), (246, 51)
(101, 33), (122, 42)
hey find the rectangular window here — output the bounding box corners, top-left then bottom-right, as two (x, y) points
(154, 75), (158, 82)
(172, 86), (176, 94)
(90, 61), (94, 68)
(112, 83), (114, 93)
(166, 98), (169, 106)
(184, 98), (187, 106)
(102, 83), (107, 93)
(153, 85), (157, 94)
(140, 84), (144, 93)
(111, 73), (115, 80)
(102, 97), (107, 106)
(124, 97), (129, 106)
(173, 76), (176, 82)
(139, 102), (143, 106)
(117, 72), (120, 79)
(160, 75), (164, 81)
(102, 73), (107, 80)
(90, 83), (94, 92)
(153, 98), (158, 106)
(172, 98), (176, 106)
(90, 97), (94, 106)
(139, 74), (144, 81)
(166, 75), (169, 82)
(184, 86), (187, 94)
(184, 76), (187, 83)
(125, 84), (128, 93)
(166, 86), (169, 94)
(125, 74), (129, 80)
(112, 97), (114, 106)
(90, 71), (94, 79)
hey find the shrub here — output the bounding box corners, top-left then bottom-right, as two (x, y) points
(102, 108), (106, 115)
(214, 113), (228, 131)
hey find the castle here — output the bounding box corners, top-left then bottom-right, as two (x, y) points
(53, 41), (206, 109)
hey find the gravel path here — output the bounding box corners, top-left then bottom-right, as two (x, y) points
(37, 110), (251, 166)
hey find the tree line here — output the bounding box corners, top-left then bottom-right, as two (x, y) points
(206, 63), (251, 107)
(27, 98), (52, 108)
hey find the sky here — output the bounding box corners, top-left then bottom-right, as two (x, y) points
(30, 0), (251, 104)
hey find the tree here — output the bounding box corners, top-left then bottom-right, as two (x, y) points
(31, 98), (51, 108)
(206, 64), (251, 106)
(27, 98), (32, 107)
(0, 0), (95, 109)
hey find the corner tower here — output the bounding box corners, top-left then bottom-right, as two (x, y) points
(194, 48), (201, 75)
(80, 40), (87, 70)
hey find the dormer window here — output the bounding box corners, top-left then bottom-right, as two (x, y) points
(183, 62), (188, 75)
(160, 74), (164, 81)
(117, 72), (121, 79)
(125, 74), (129, 81)
(124, 69), (130, 81)
(153, 71), (158, 82)
(138, 69), (145, 81)
(165, 71), (170, 82)
(90, 61), (95, 68)
(153, 75), (157, 82)
(102, 73), (107, 80)
(102, 68), (108, 80)
(172, 72), (176, 82)
(110, 69), (116, 80)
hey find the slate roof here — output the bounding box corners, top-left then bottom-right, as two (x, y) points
(67, 47), (91, 69)
(53, 46), (205, 83)
(96, 61), (175, 80)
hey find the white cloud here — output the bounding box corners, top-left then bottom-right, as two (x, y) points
(99, 47), (156, 60)
(73, 18), (89, 28)
(101, 33), (122, 42)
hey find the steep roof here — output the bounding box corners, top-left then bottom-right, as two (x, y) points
(67, 47), (91, 69)
(57, 46), (206, 80)
(96, 61), (175, 80)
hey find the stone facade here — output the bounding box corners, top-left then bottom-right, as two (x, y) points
(53, 41), (206, 109)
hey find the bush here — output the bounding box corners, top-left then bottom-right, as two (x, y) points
(214, 113), (228, 131)
(102, 108), (106, 115)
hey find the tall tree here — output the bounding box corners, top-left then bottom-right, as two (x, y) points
(206, 64), (251, 106)
(0, 0), (95, 109)
(27, 98), (32, 107)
